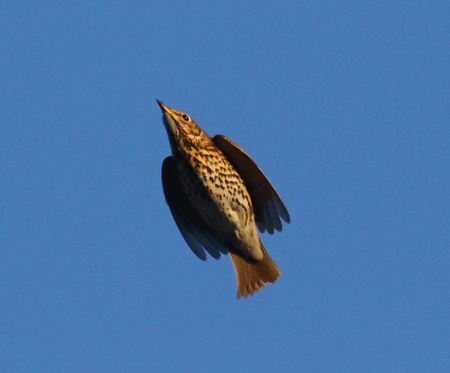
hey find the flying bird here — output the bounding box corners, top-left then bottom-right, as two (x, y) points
(157, 100), (290, 298)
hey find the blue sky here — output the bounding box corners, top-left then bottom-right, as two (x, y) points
(1, 1), (449, 372)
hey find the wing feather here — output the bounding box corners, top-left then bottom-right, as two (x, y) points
(161, 156), (227, 260)
(212, 135), (290, 234)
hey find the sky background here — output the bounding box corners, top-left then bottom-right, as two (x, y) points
(1, 1), (449, 372)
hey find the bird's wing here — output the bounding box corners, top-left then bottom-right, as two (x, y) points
(213, 135), (290, 234)
(161, 156), (228, 260)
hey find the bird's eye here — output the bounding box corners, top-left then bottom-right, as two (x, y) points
(182, 114), (190, 121)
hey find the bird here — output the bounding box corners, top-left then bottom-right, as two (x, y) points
(157, 99), (290, 298)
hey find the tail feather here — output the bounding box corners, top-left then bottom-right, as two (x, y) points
(229, 242), (280, 298)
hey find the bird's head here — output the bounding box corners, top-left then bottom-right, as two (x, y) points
(156, 99), (207, 152)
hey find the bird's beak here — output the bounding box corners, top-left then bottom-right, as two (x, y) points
(157, 99), (178, 134)
(156, 99), (169, 114)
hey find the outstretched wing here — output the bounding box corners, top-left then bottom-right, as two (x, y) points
(213, 135), (290, 234)
(161, 156), (228, 260)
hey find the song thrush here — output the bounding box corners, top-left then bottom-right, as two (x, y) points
(157, 100), (290, 298)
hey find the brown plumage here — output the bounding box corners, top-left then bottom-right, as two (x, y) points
(157, 100), (290, 298)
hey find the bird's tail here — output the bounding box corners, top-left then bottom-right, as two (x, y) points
(229, 241), (280, 298)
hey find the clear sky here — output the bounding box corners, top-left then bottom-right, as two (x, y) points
(1, 1), (449, 372)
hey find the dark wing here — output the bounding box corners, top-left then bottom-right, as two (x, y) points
(161, 156), (228, 260)
(213, 135), (290, 234)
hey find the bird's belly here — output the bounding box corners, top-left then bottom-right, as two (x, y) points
(177, 155), (261, 260)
